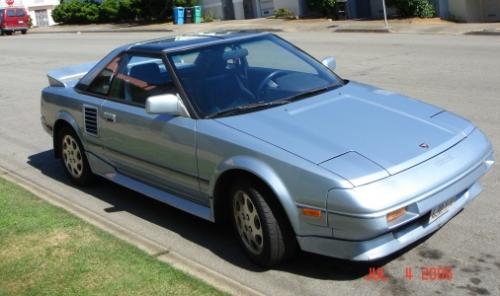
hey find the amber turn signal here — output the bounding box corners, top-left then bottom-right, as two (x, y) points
(302, 208), (322, 217)
(386, 207), (407, 222)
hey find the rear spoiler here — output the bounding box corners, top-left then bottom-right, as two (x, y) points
(47, 62), (97, 87)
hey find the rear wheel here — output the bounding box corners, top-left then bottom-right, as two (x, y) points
(59, 126), (93, 186)
(21, 30), (27, 34)
(230, 179), (297, 267)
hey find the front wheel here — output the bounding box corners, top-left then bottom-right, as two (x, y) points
(230, 180), (296, 267)
(59, 126), (93, 186)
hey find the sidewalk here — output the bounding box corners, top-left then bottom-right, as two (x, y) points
(29, 17), (500, 36)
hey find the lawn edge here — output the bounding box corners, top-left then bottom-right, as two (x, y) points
(0, 166), (264, 296)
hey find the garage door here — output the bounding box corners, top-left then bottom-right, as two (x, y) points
(35, 9), (49, 27)
(483, 0), (500, 21)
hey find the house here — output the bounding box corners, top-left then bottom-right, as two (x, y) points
(202, 0), (305, 19)
(447, 0), (500, 22)
(347, 0), (500, 22)
(24, 0), (59, 26)
(0, 0), (58, 26)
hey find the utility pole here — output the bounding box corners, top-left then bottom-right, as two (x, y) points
(382, 0), (389, 28)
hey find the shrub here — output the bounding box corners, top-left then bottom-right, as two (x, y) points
(79, 2), (99, 23)
(138, 0), (175, 21)
(53, 0), (171, 24)
(389, 0), (435, 18)
(99, 0), (120, 21)
(307, 0), (336, 18)
(52, 0), (99, 24)
(118, 0), (140, 21)
(202, 14), (214, 22)
(173, 0), (198, 7)
(274, 8), (295, 19)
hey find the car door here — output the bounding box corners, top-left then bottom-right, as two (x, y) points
(98, 54), (203, 204)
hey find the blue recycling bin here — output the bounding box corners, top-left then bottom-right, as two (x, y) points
(173, 7), (185, 25)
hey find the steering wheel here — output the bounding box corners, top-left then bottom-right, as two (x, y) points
(256, 70), (287, 101)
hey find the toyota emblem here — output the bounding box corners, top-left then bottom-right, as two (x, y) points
(419, 143), (429, 149)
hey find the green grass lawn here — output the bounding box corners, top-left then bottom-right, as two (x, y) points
(0, 177), (224, 296)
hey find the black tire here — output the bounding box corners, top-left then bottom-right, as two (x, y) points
(5, 31), (13, 36)
(21, 30), (27, 35)
(58, 126), (94, 186)
(230, 179), (297, 267)
(0, 30), (4, 36)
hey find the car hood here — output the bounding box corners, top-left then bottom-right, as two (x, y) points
(216, 81), (474, 179)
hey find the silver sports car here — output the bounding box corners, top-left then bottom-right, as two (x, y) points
(40, 32), (494, 267)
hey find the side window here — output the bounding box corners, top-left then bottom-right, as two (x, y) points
(109, 55), (174, 106)
(87, 56), (121, 96)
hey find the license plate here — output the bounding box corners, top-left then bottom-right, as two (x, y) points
(429, 199), (454, 223)
(18, 20), (24, 24)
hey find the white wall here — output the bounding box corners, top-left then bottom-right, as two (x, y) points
(202, 0), (224, 19)
(233, 0), (245, 19)
(1, 0), (59, 26)
(448, 0), (500, 22)
(27, 6), (56, 26)
(273, 0), (302, 16)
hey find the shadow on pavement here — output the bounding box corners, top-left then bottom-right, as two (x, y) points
(27, 149), (428, 280)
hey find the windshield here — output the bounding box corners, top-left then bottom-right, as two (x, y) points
(169, 34), (344, 118)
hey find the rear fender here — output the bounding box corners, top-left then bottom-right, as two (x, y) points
(53, 111), (81, 158)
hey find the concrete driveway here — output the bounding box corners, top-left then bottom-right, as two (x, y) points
(0, 31), (499, 296)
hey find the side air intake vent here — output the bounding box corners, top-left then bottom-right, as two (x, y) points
(83, 106), (98, 136)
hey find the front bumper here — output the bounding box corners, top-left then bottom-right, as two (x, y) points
(298, 179), (483, 260)
(297, 128), (494, 260)
(41, 115), (53, 136)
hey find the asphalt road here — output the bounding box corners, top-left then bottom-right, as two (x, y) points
(0, 31), (499, 296)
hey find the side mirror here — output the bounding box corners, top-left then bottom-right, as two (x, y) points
(145, 94), (189, 117)
(321, 56), (336, 71)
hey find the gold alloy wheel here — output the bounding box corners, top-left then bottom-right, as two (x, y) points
(61, 134), (84, 179)
(233, 190), (264, 255)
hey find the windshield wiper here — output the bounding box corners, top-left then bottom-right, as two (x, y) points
(206, 99), (290, 118)
(283, 83), (340, 102)
(206, 83), (340, 119)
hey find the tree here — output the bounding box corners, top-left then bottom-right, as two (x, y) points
(388, 0), (435, 18)
(307, 0), (336, 18)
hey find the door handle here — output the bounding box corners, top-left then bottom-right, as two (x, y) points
(103, 112), (116, 123)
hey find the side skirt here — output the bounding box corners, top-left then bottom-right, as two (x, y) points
(86, 152), (214, 222)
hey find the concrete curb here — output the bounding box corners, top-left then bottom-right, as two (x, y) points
(29, 29), (173, 34)
(465, 30), (500, 36)
(0, 165), (265, 296)
(29, 27), (285, 35)
(334, 27), (391, 33)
